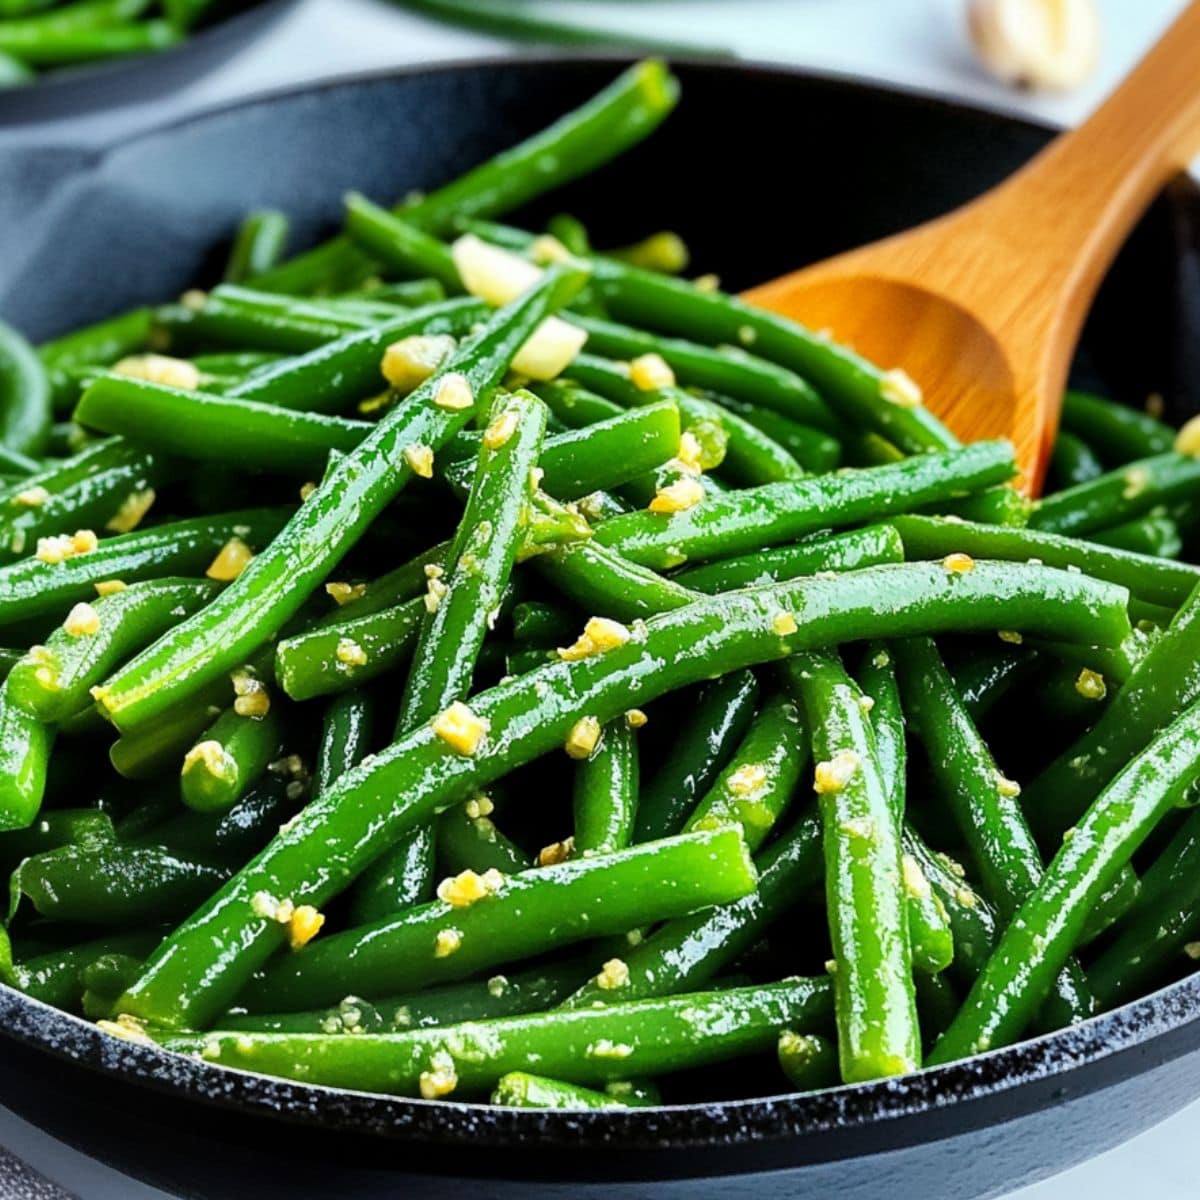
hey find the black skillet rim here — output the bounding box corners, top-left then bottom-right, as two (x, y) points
(2, 51), (1199, 1162)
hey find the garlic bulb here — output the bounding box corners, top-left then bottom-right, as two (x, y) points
(968, 0), (1101, 92)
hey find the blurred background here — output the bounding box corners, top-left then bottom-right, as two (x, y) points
(0, 1), (1195, 1197)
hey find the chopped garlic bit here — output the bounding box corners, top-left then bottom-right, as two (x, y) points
(1075, 668), (1107, 701)
(114, 353), (200, 391)
(336, 637), (368, 668)
(872, 649), (891, 669)
(483, 408), (519, 449)
(36, 529), (97, 565)
(432, 700), (490, 756)
(771, 611), (798, 636)
(419, 1050), (458, 1099)
(840, 815), (877, 841)
(998, 629), (1023, 644)
(95, 579), (127, 597)
(727, 763), (767, 796)
(97, 1014), (155, 1046)
(693, 273), (720, 292)
(381, 335), (459, 394)
(994, 770), (1022, 798)
(587, 1039), (633, 1060)
(288, 905), (325, 949)
(564, 714), (602, 760)
(942, 552), (976, 574)
(557, 615), (631, 662)
(403, 443), (435, 479)
(629, 352), (675, 391)
(232, 668), (270, 718)
(12, 485), (49, 509)
(464, 793), (494, 819)
(451, 234), (541, 305)
(880, 367), (922, 408)
(436, 867), (505, 908)
(1184, 942), (1200, 961)
(62, 602), (101, 637)
(1176, 415), (1200, 458)
(596, 958), (630, 991)
(250, 890), (294, 923)
(424, 574), (448, 613)
(487, 974), (509, 997)
(901, 854), (931, 900)
(434, 928), (463, 958)
(676, 430), (705, 473)
(649, 476), (704, 514)
(512, 316), (587, 381)
(106, 488), (156, 534)
(325, 581), (367, 607)
(859, 695), (876, 714)
(1122, 466), (1151, 500)
(299, 481), (317, 501)
(206, 536), (253, 582)
(625, 708), (648, 729)
(538, 837), (574, 867)
(814, 749), (860, 795)
(182, 740), (231, 780)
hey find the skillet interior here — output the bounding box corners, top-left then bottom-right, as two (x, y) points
(0, 56), (1199, 1194)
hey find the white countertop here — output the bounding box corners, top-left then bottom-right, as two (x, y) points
(1, 1), (1197, 1195)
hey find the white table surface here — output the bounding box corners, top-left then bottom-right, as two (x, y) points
(1, 1), (1197, 1195)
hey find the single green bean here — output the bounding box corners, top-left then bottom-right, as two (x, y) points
(573, 719), (639, 855)
(1090, 512), (1182, 559)
(492, 1072), (649, 1109)
(1061, 389), (1174, 463)
(343, 193), (463, 291)
(181, 704), (282, 814)
(777, 1030), (839, 1092)
(436, 801), (529, 875)
(0, 679), (53, 831)
(0, 319), (51, 458)
(1049, 429), (1105, 490)
(593, 441), (1015, 570)
(223, 210), (291, 284)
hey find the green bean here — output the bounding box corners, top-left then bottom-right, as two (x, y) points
(449, 400), (678, 502)
(564, 810), (823, 1009)
(1062, 390), (1174, 464)
(1022, 584), (1200, 843)
(1090, 512), (1182, 558)
(892, 636), (1095, 1027)
(94, 266), (587, 733)
(0, 319), (51, 458)
(1077, 861), (1141, 948)
(343, 193), (463, 291)
(253, 60), (680, 296)
(1049, 429), (1105, 490)
(950, 645), (1040, 721)
(275, 597), (423, 702)
(676, 525), (904, 594)
(162, 978), (831, 1097)
(436, 800), (529, 875)
(854, 644), (953, 978)
(6, 579), (221, 722)
(181, 704), (282, 814)
(891, 513), (1200, 609)
(155, 296), (351, 355)
(0, 807), (114, 873)
(714, 395), (842, 473)
(533, 379), (623, 427)
(223, 210), (291, 284)
(535, 539), (699, 621)
(1, 19), (178, 65)
(927, 485), (1033, 529)
(593, 441), (1015, 570)
(682, 691), (807, 851)
(573, 719), (639, 855)
(117, 561), (1131, 1029)
(0, 507), (289, 630)
(546, 214), (591, 257)
(1030, 452), (1200, 537)
(109, 693), (222, 781)
(221, 297), (486, 413)
(633, 670), (759, 843)
(398, 390), (545, 730)
(236, 826), (757, 1014)
(312, 690), (375, 798)
(190, 351), (282, 377)
(777, 1031), (839, 1092)
(492, 1072), (649, 1109)
(224, 957), (589, 1034)
(0, 437), (165, 565)
(0, 680), (53, 830)
(931, 698), (1200, 1062)
(788, 652), (919, 1081)
(569, 314), (836, 432)
(3, 930), (161, 1013)
(1088, 807), (1200, 1009)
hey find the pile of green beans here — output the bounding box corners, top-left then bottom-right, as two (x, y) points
(2, 60), (1200, 1111)
(0, 0), (253, 84)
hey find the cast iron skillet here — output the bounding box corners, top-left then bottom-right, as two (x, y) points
(0, 0), (293, 125)
(1, 57), (1199, 1200)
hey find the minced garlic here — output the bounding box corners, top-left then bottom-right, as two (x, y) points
(771, 611), (798, 636)
(649, 476), (704, 514)
(419, 1051), (458, 1099)
(182, 740), (231, 781)
(596, 958), (630, 990)
(95, 579), (127, 597)
(432, 701), (489, 755)
(880, 367), (922, 408)
(288, 905), (324, 949)
(325, 581), (367, 606)
(206, 536), (253, 582)
(814, 749), (860, 795)
(336, 637), (368, 668)
(564, 715), (602, 760)
(436, 867), (504, 908)
(62, 602), (100, 637)
(403, 443), (434, 479)
(557, 616), (631, 662)
(1075, 668), (1107, 701)
(433, 928), (463, 958)
(114, 354), (200, 390)
(538, 837), (574, 867)
(232, 669), (270, 718)
(106, 488), (156, 533)
(629, 352), (675, 391)
(483, 408), (519, 449)
(36, 529), (97, 565)
(942, 552), (976, 574)
(624, 708), (648, 729)
(12, 486), (49, 508)
(381, 335), (458, 393)
(727, 763), (767, 796)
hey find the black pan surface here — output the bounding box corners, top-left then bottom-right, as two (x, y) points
(1, 57), (1199, 1199)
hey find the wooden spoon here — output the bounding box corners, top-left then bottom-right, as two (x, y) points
(743, 1), (1200, 493)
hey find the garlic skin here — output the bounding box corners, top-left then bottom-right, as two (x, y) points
(968, 0), (1101, 92)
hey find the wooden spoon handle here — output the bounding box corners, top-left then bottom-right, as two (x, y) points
(975, 1), (1200, 305)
